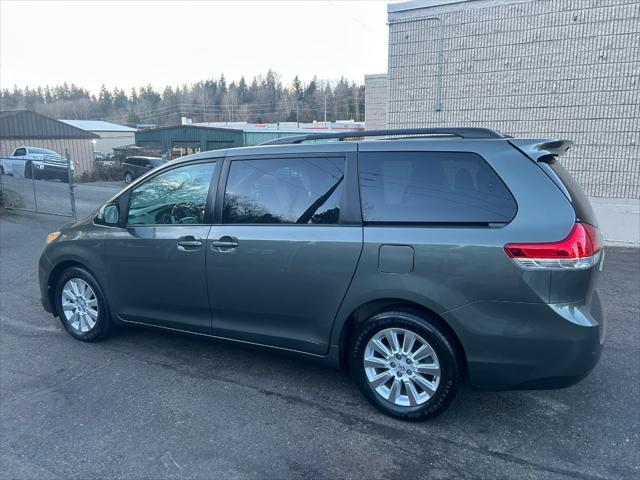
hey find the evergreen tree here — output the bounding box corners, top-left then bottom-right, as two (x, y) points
(0, 71), (366, 127)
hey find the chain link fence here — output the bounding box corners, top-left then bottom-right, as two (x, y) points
(0, 149), (76, 218)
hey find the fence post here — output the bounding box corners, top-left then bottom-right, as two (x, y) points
(0, 165), (4, 207)
(65, 149), (77, 219)
(31, 161), (39, 213)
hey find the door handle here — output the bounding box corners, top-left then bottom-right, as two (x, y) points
(177, 237), (203, 251)
(210, 236), (239, 252)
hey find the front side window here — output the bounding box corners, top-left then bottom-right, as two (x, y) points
(359, 151), (517, 223)
(14, 148), (26, 156)
(223, 157), (345, 224)
(127, 162), (216, 225)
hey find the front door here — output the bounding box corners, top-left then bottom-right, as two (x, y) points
(104, 160), (218, 333)
(206, 155), (362, 355)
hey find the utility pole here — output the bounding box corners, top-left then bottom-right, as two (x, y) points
(296, 103), (299, 127)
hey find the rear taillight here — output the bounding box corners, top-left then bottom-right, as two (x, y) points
(505, 223), (602, 270)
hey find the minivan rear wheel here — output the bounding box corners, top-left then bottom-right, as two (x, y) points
(350, 309), (460, 421)
(54, 267), (114, 342)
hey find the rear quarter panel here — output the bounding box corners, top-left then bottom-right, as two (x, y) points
(330, 139), (576, 347)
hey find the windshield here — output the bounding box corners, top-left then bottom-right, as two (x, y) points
(29, 147), (60, 156)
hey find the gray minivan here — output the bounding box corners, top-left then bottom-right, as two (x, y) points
(38, 128), (605, 420)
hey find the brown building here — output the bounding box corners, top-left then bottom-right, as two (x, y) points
(0, 110), (98, 177)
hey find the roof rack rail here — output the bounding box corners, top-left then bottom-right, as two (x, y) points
(260, 127), (504, 145)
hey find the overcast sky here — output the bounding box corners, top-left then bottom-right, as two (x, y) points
(1, 0), (389, 93)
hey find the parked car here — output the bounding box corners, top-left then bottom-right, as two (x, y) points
(122, 156), (163, 183)
(38, 128), (605, 421)
(0, 146), (73, 182)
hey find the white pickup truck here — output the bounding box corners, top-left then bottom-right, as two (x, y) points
(0, 146), (74, 182)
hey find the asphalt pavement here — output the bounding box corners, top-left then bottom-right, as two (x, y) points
(0, 182), (638, 480)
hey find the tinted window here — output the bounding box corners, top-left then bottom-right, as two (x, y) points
(149, 159), (163, 167)
(359, 151), (517, 223)
(14, 148), (26, 156)
(127, 162), (216, 225)
(540, 157), (597, 227)
(223, 157), (345, 224)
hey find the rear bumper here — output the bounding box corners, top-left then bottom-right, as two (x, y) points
(443, 293), (605, 390)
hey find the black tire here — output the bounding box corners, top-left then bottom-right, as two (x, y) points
(350, 309), (461, 421)
(0, 166), (4, 175)
(124, 171), (133, 183)
(54, 266), (115, 342)
(24, 162), (33, 179)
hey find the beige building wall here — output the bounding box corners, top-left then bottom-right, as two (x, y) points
(0, 138), (95, 177)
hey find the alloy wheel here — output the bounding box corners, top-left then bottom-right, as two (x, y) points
(363, 327), (441, 407)
(61, 278), (99, 333)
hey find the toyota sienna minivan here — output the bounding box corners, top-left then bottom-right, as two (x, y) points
(38, 128), (605, 420)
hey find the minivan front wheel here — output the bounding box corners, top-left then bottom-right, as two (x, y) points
(54, 267), (114, 342)
(350, 310), (460, 421)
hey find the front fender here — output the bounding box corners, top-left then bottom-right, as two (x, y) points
(42, 222), (110, 308)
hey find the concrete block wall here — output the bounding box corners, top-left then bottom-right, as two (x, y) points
(386, 0), (640, 199)
(364, 74), (389, 130)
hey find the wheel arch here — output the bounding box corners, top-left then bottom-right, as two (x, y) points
(47, 260), (95, 317)
(337, 298), (468, 378)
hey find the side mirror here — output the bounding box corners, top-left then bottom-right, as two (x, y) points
(96, 204), (120, 226)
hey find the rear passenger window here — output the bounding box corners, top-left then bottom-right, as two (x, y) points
(359, 152), (517, 223)
(223, 157), (345, 224)
(541, 157), (597, 227)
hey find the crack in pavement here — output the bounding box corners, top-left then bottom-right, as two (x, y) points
(2, 354), (125, 405)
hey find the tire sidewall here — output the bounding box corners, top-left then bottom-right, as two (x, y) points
(124, 172), (133, 183)
(54, 267), (112, 342)
(350, 310), (460, 421)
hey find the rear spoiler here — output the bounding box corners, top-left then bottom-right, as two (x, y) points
(508, 139), (573, 162)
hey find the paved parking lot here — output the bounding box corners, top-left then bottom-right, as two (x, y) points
(1, 182), (638, 480)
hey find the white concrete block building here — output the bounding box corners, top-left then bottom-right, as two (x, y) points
(367, 0), (639, 244)
(364, 74), (388, 130)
